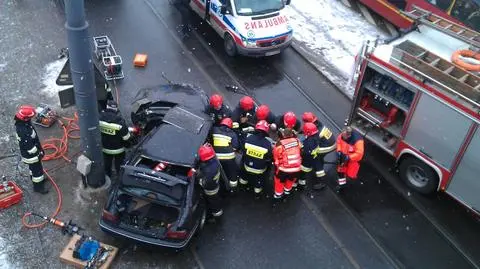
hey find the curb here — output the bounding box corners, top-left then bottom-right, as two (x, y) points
(290, 39), (354, 101)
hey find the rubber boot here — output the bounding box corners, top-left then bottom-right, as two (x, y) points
(33, 181), (49, 194)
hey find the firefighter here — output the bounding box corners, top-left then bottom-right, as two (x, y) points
(276, 111), (301, 137)
(254, 104), (276, 124)
(336, 126), (364, 192)
(212, 118), (239, 190)
(232, 96), (256, 145)
(239, 120), (273, 198)
(273, 128), (302, 201)
(99, 100), (132, 179)
(299, 112), (336, 189)
(15, 105), (48, 194)
(301, 122), (334, 191)
(197, 144), (223, 219)
(207, 94), (232, 125)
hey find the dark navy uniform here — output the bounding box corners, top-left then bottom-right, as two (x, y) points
(239, 131), (273, 195)
(212, 125), (239, 189)
(207, 104), (232, 125)
(231, 104), (256, 145)
(300, 124), (335, 187)
(198, 159), (223, 217)
(15, 119), (46, 192)
(99, 107), (131, 178)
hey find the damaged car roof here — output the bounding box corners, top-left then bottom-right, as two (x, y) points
(140, 106), (212, 166)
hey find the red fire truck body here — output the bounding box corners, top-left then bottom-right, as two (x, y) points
(348, 11), (480, 212)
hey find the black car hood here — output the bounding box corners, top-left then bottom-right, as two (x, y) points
(131, 83), (209, 114)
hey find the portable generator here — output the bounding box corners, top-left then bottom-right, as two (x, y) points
(33, 104), (57, 128)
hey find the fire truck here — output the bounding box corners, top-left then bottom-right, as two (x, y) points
(341, 0), (480, 35)
(347, 8), (480, 213)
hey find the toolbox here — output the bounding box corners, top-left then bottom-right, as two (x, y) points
(0, 181), (23, 209)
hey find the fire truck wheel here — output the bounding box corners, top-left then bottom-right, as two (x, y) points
(399, 157), (438, 195)
(224, 34), (237, 57)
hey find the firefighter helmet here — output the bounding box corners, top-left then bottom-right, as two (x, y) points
(255, 120), (270, 133)
(240, 96), (254, 111)
(256, 105), (270, 121)
(220, 117), (233, 128)
(283, 112), (297, 128)
(16, 105), (36, 121)
(198, 144), (216, 161)
(209, 94), (223, 109)
(303, 122), (319, 137)
(302, 112), (318, 123)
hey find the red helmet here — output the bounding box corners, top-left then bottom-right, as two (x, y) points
(198, 144), (216, 161)
(255, 120), (270, 133)
(209, 94), (223, 109)
(256, 105), (270, 121)
(303, 122), (319, 137)
(220, 117), (233, 128)
(283, 111), (297, 128)
(302, 112), (318, 123)
(240, 96), (254, 111)
(16, 105), (36, 121)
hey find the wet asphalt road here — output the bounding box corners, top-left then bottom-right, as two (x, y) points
(1, 0), (479, 268)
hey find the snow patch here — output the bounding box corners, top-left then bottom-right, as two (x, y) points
(0, 135), (10, 143)
(286, 0), (388, 96)
(40, 58), (67, 97)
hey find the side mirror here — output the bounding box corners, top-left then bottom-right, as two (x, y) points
(284, 0), (291, 5)
(220, 6), (227, 15)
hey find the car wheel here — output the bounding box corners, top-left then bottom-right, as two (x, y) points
(399, 157), (438, 195)
(224, 34), (237, 57)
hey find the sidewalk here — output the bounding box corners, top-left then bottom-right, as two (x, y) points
(285, 0), (389, 98)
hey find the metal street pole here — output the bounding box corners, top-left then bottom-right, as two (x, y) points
(64, 0), (105, 187)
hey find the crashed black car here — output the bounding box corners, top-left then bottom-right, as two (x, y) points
(99, 84), (225, 249)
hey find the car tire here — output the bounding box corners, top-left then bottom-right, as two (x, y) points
(224, 34), (237, 57)
(399, 157), (438, 195)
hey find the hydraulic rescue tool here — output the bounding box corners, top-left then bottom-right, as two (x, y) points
(32, 104), (58, 128)
(30, 213), (83, 235)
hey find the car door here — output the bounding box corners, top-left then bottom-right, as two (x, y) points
(209, 0), (233, 37)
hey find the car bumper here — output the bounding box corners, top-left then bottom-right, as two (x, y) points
(99, 219), (197, 249)
(236, 37), (293, 57)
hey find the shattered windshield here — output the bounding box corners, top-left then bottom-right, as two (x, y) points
(234, 0), (285, 16)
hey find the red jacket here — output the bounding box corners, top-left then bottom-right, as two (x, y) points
(336, 132), (364, 179)
(274, 137), (302, 173)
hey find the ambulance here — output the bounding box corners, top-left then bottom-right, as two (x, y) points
(189, 0), (294, 57)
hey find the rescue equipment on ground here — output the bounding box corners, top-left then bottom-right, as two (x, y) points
(93, 36), (124, 80)
(451, 49), (480, 72)
(133, 53), (148, 67)
(60, 234), (118, 269)
(32, 104), (58, 128)
(0, 176), (23, 209)
(29, 213), (83, 235)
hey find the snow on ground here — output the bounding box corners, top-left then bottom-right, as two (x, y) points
(40, 57), (68, 99)
(286, 0), (389, 96)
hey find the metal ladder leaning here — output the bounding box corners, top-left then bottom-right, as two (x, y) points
(401, 5), (480, 49)
(390, 40), (480, 106)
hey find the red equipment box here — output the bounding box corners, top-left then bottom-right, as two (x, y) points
(0, 181), (23, 209)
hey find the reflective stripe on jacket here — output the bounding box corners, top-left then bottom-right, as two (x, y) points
(274, 137), (302, 173)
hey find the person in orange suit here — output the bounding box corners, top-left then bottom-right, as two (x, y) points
(336, 126), (364, 192)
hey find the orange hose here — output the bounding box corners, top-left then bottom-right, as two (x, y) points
(21, 113), (80, 229)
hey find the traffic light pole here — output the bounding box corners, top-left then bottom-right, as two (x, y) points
(64, 0), (105, 187)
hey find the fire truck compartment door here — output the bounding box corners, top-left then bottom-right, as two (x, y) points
(404, 94), (471, 169)
(446, 128), (480, 211)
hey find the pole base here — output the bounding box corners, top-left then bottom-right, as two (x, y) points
(78, 176), (111, 204)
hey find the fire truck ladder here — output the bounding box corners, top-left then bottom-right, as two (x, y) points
(391, 40), (480, 108)
(402, 5), (480, 49)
